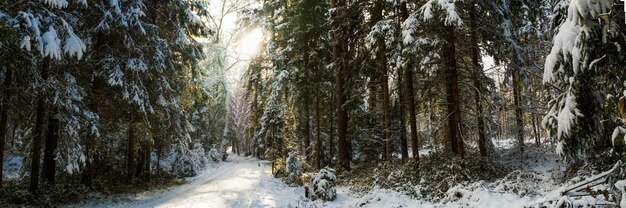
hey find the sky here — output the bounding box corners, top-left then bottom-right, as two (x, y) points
(213, 0), (264, 92)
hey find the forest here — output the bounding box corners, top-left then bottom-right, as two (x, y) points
(2, 0), (626, 207)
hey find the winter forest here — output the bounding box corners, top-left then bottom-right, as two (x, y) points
(2, 0), (626, 207)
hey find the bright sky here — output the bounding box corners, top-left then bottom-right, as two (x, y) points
(213, 1), (264, 91)
(235, 28), (264, 60)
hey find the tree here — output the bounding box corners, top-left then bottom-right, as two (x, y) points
(543, 0), (623, 161)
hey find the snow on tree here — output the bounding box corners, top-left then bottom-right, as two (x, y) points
(284, 151), (302, 185)
(542, 0), (616, 160)
(311, 167), (337, 201)
(172, 142), (209, 177)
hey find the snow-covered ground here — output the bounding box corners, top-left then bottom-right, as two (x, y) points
(70, 154), (308, 208)
(2, 155), (23, 180)
(67, 139), (617, 207)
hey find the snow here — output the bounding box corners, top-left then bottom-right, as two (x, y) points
(615, 180), (626, 207)
(557, 92), (580, 140)
(42, 0), (69, 9)
(2, 155), (23, 181)
(544, 19), (580, 83)
(42, 26), (62, 60)
(68, 142), (622, 208)
(20, 35), (31, 51)
(544, 0), (615, 82)
(420, 0), (462, 26)
(76, 154), (306, 208)
(63, 23), (87, 60)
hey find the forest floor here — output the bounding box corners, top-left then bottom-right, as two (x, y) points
(63, 140), (617, 207)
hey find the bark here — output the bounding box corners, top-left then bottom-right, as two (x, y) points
(0, 66), (12, 188)
(400, 1), (419, 160)
(30, 57), (49, 193)
(513, 70), (524, 157)
(329, 97), (334, 166)
(331, 0), (350, 171)
(156, 142), (162, 176)
(469, 4), (487, 157)
(135, 148), (145, 177)
(315, 95), (322, 169)
(84, 31), (105, 187)
(127, 120), (136, 180)
(373, 0), (391, 161)
(42, 112), (59, 184)
(398, 71), (408, 161)
(145, 143), (151, 179)
(443, 25), (464, 157)
(303, 94), (311, 157)
(533, 114), (540, 145)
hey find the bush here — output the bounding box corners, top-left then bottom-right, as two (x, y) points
(311, 168), (337, 201)
(171, 143), (209, 177)
(284, 151), (303, 186)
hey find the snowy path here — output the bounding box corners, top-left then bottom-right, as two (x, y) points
(80, 154), (306, 208)
(73, 140), (568, 208)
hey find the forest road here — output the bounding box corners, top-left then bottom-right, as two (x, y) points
(98, 153), (297, 208)
(138, 154), (276, 208)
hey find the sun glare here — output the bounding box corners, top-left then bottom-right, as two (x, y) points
(235, 28), (264, 59)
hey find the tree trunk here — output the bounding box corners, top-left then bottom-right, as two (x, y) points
(315, 95), (322, 169)
(372, 0), (391, 162)
(156, 142), (162, 176)
(469, 4), (488, 157)
(83, 30), (106, 187)
(398, 72), (408, 161)
(146, 142), (152, 179)
(400, 2), (419, 161)
(533, 114), (540, 145)
(30, 57), (49, 193)
(443, 25), (464, 157)
(135, 148), (145, 177)
(127, 120), (136, 180)
(303, 94), (311, 158)
(329, 96), (334, 166)
(42, 112), (59, 184)
(513, 70), (524, 159)
(0, 67), (13, 188)
(331, 0), (350, 171)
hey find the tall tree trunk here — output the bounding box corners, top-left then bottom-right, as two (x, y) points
(84, 81), (101, 186)
(315, 95), (322, 169)
(469, 4), (487, 157)
(156, 142), (162, 176)
(0, 67), (13, 188)
(331, 0), (350, 171)
(303, 94), (311, 157)
(42, 112), (59, 184)
(533, 114), (540, 145)
(127, 119), (136, 180)
(443, 25), (464, 157)
(30, 57), (49, 193)
(146, 142), (152, 179)
(329, 96), (334, 166)
(398, 73), (408, 161)
(395, 4), (408, 160)
(513, 70), (524, 159)
(135, 148), (145, 177)
(373, 0), (392, 161)
(400, 2), (419, 161)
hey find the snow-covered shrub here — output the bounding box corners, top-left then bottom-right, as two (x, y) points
(171, 143), (208, 177)
(209, 146), (222, 162)
(311, 168), (337, 201)
(370, 153), (507, 201)
(491, 170), (542, 197)
(284, 151), (302, 186)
